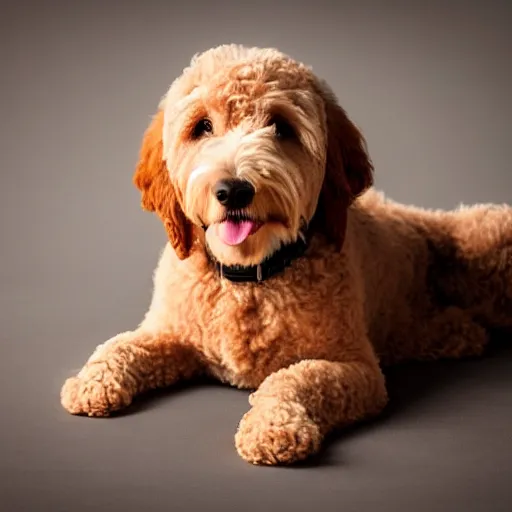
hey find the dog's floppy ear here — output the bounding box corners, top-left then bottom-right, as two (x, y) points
(133, 109), (193, 259)
(312, 88), (374, 249)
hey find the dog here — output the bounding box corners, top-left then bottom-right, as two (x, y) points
(60, 44), (512, 466)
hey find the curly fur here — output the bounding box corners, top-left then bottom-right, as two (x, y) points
(61, 44), (512, 466)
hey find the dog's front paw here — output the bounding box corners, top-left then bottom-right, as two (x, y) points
(235, 400), (322, 465)
(60, 364), (133, 417)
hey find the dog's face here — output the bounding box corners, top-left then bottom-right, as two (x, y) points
(134, 45), (373, 266)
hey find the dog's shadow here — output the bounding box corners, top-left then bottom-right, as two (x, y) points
(113, 333), (511, 468)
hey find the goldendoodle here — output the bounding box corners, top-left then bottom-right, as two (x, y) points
(61, 44), (512, 465)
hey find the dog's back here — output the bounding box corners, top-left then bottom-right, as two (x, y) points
(348, 189), (511, 365)
(355, 189), (512, 334)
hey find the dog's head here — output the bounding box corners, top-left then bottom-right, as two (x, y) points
(133, 45), (373, 266)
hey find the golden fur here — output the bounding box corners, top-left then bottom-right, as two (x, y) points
(60, 45), (512, 466)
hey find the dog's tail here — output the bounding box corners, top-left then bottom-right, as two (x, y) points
(418, 201), (512, 331)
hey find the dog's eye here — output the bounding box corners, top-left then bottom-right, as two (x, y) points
(269, 116), (296, 140)
(191, 118), (213, 139)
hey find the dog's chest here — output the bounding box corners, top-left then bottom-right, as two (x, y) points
(174, 267), (354, 388)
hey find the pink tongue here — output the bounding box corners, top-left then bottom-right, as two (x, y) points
(218, 220), (255, 246)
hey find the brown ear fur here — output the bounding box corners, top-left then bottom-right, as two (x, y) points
(312, 93), (374, 249)
(133, 110), (193, 259)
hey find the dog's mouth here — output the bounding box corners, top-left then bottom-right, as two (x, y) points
(213, 211), (263, 246)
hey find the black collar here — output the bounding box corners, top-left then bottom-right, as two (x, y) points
(209, 233), (310, 283)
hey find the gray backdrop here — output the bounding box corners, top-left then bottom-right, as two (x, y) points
(1, 1), (511, 511)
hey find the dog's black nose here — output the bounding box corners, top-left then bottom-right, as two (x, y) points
(213, 179), (255, 209)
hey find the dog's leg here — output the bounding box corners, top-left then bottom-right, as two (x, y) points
(414, 306), (491, 362)
(60, 330), (202, 417)
(379, 306), (491, 366)
(234, 354), (388, 465)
